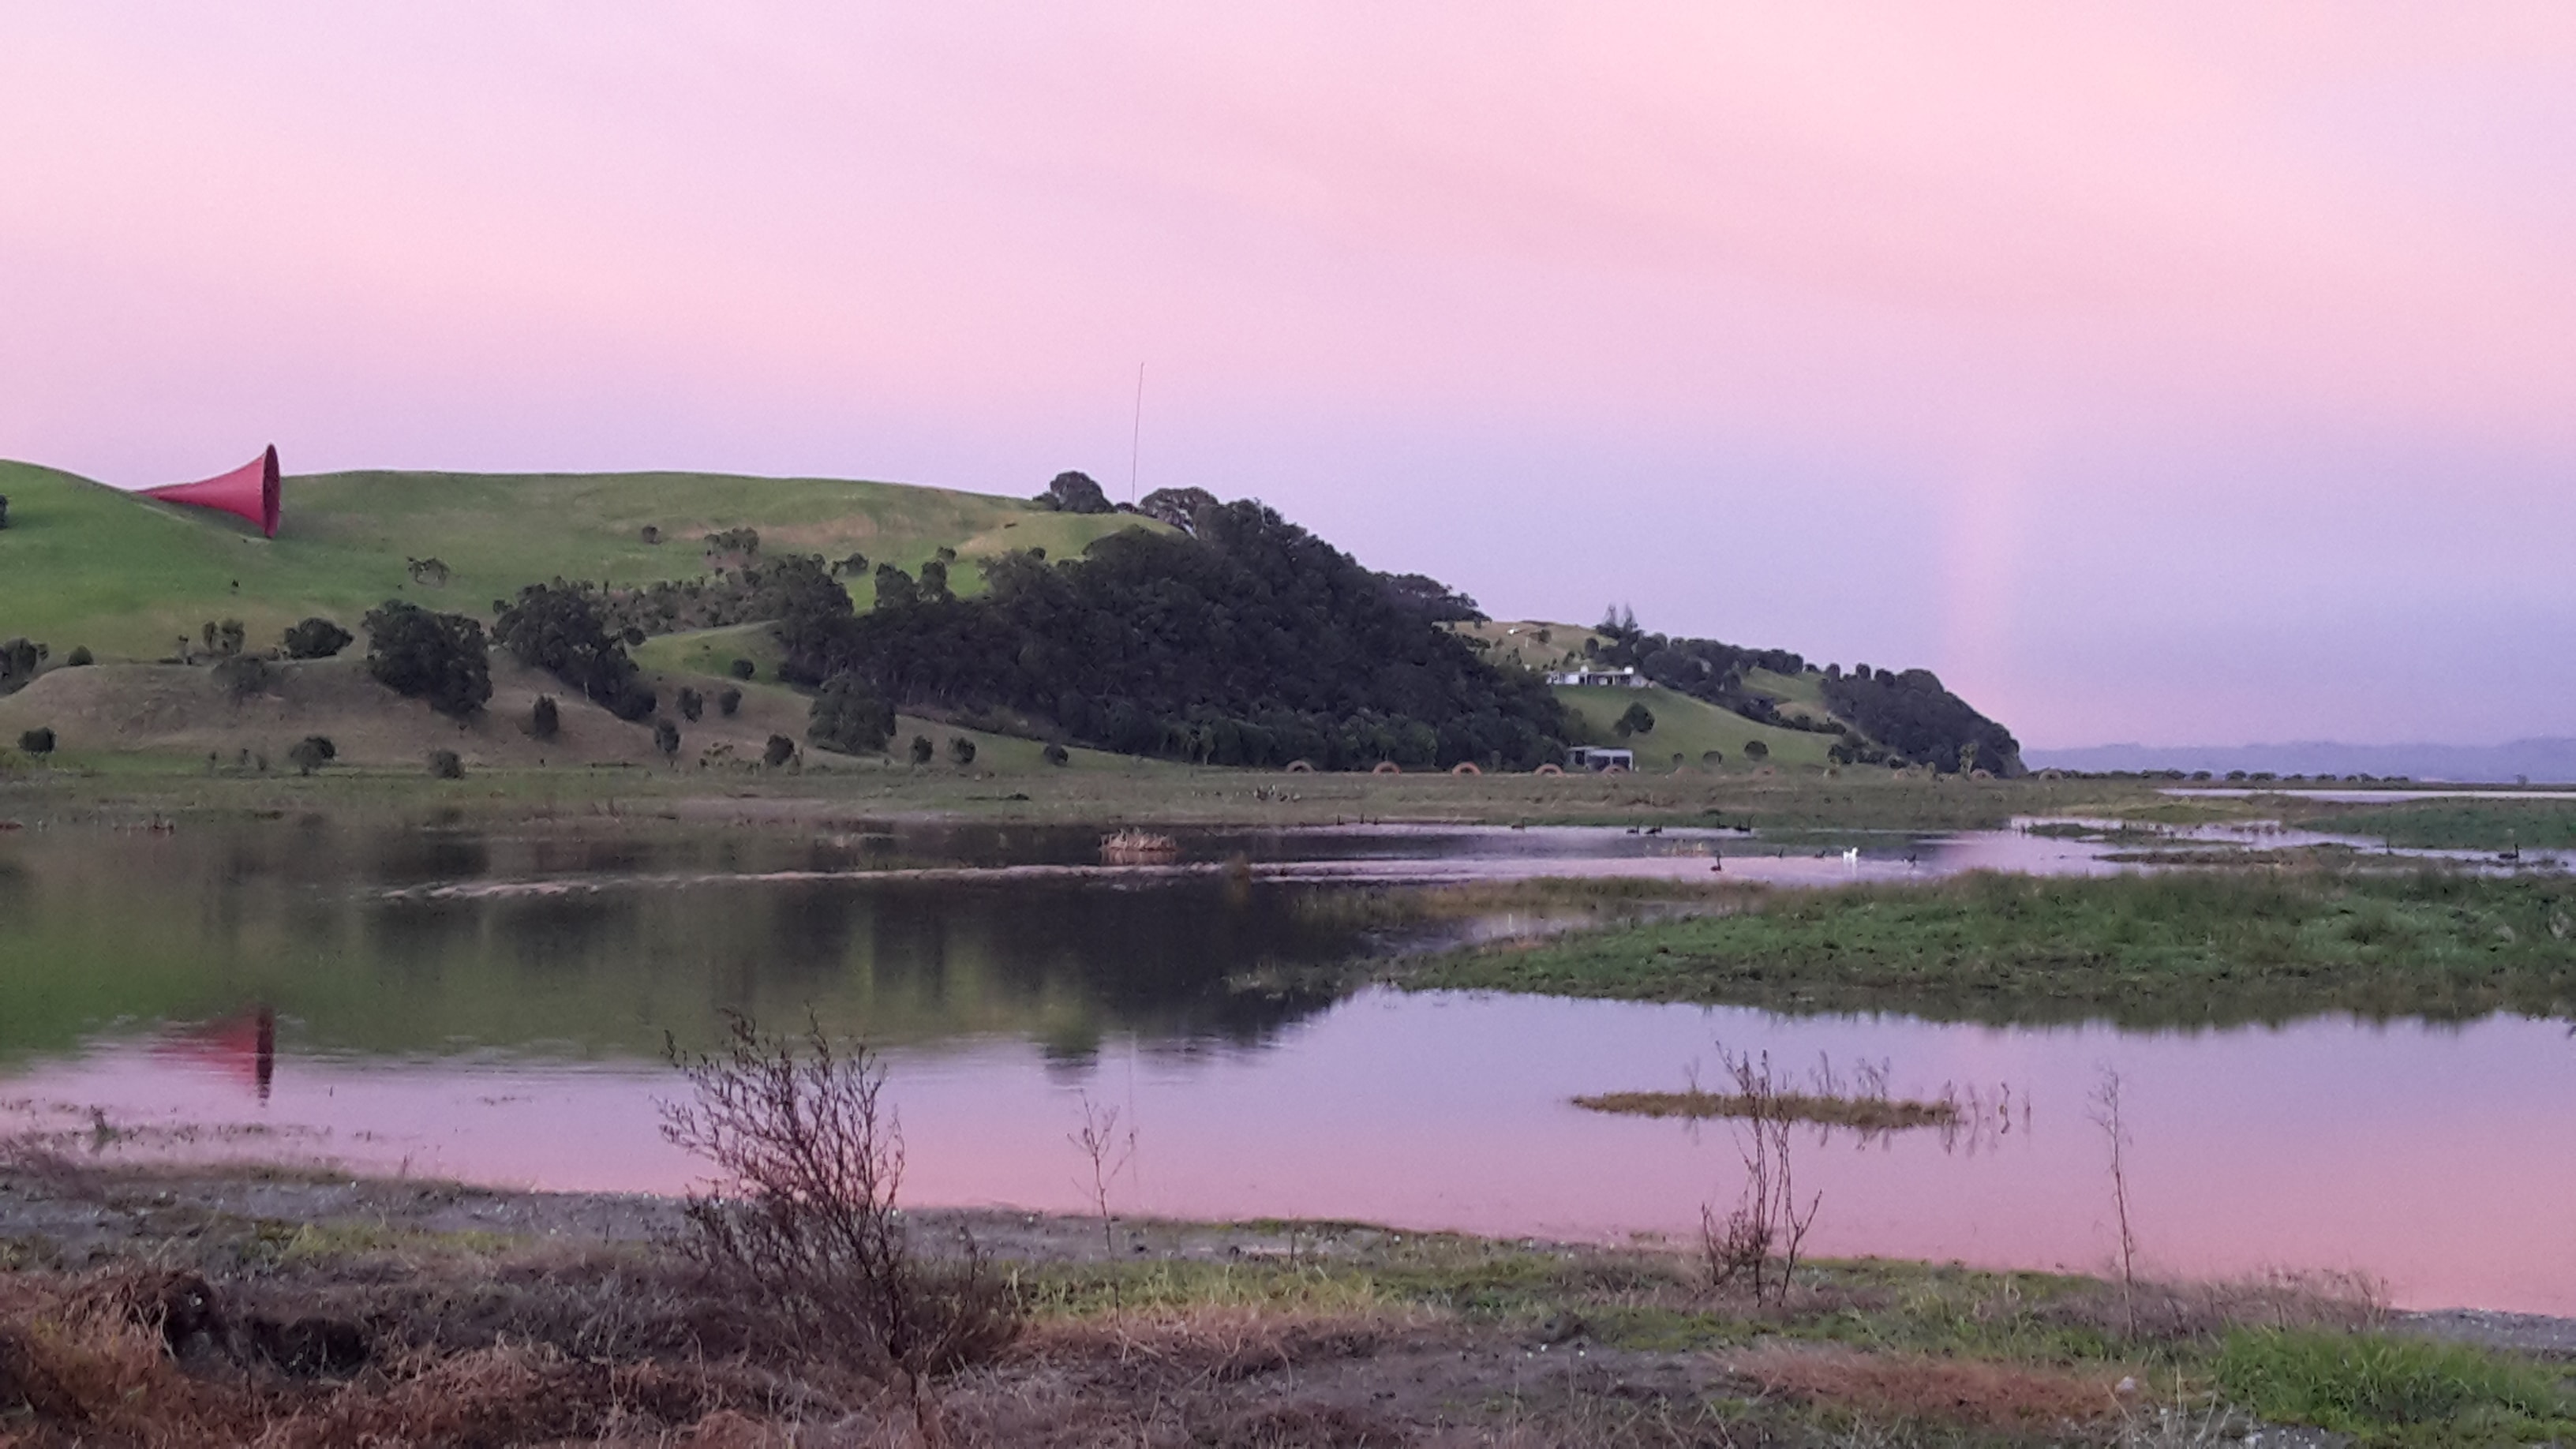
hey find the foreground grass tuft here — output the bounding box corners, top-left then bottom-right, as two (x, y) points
(2216, 1326), (2576, 1443)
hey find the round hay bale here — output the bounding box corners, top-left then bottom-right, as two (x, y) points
(1284, 759), (1315, 773)
(1533, 762), (1564, 776)
(1449, 761), (1482, 775)
(1371, 760), (1402, 775)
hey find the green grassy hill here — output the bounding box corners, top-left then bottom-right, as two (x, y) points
(0, 460), (1151, 662)
(1553, 683), (1838, 771)
(1462, 619), (1851, 771)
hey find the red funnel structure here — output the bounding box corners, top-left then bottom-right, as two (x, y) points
(145, 445), (281, 537)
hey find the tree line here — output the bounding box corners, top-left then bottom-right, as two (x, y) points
(777, 499), (1564, 769)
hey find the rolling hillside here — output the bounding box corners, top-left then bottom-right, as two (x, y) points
(1552, 683), (1839, 769)
(1471, 617), (2018, 774)
(0, 460), (1154, 661)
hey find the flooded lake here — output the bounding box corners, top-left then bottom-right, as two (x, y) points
(4, 817), (2570, 1313)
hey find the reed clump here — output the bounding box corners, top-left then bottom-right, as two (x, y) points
(1577, 1087), (1954, 1131)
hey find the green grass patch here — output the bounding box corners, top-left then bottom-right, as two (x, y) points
(2217, 1327), (2576, 1444)
(1553, 683), (1835, 770)
(1402, 869), (2576, 1024)
(2305, 798), (2576, 852)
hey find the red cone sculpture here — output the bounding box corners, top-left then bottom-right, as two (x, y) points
(145, 446), (281, 537)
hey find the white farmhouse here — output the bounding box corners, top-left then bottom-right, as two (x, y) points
(1546, 665), (1648, 689)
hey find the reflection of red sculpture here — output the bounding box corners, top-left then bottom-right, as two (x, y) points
(153, 1008), (278, 1102)
(144, 446), (281, 537)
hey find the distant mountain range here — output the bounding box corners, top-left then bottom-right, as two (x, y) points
(2025, 738), (2576, 784)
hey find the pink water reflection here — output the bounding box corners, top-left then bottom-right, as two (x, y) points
(9, 993), (2573, 1314)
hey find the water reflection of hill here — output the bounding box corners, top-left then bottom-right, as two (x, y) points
(0, 822), (1368, 1064)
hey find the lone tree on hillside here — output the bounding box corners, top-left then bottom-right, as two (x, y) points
(213, 654), (270, 699)
(763, 734), (797, 769)
(282, 617), (354, 660)
(808, 674), (895, 756)
(1, 638), (48, 693)
(871, 564), (918, 612)
(717, 687), (743, 717)
(654, 718), (681, 762)
(1615, 702), (1657, 739)
(1033, 470), (1114, 515)
(530, 695), (560, 740)
(947, 736), (975, 766)
(908, 735), (935, 766)
(17, 727), (54, 757)
(363, 601), (492, 717)
(287, 736), (337, 776)
(0, 493), (11, 529)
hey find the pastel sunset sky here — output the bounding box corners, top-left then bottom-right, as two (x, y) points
(5, 5), (2571, 747)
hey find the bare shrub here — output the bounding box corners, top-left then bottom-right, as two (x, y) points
(1697, 1047), (1818, 1307)
(1069, 1093), (1137, 1256)
(660, 1013), (1020, 1432)
(2092, 1067), (2141, 1337)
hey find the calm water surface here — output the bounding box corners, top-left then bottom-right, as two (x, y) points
(3, 818), (2569, 1312)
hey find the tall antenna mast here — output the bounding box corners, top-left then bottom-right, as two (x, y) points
(1129, 362), (1145, 505)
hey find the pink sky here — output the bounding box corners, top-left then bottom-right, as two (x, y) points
(5, 5), (2573, 747)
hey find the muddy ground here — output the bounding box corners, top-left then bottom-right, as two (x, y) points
(2, 1159), (2564, 1446)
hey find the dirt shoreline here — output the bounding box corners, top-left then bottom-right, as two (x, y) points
(6, 1161), (2567, 1356)
(13, 1160), (2576, 1443)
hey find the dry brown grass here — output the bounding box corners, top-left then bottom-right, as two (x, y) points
(0, 1267), (813, 1449)
(1723, 1342), (2121, 1430)
(2042, 1268), (2387, 1345)
(1016, 1305), (1432, 1387)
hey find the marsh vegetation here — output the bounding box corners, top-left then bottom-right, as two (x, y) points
(1406, 867), (2576, 1024)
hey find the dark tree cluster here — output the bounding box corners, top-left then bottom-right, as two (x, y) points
(493, 582), (657, 721)
(288, 736), (337, 775)
(0, 493), (11, 529)
(199, 619), (247, 658)
(1137, 486), (1219, 534)
(1377, 572), (1485, 623)
(703, 527), (762, 560)
(777, 500), (1567, 770)
(575, 556), (848, 641)
(1822, 665), (2022, 775)
(363, 601), (492, 717)
(281, 617), (354, 660)
(808, 675), (895, 756)
(1032, 470), (1115, 515)
(0, 638), (46, 695)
